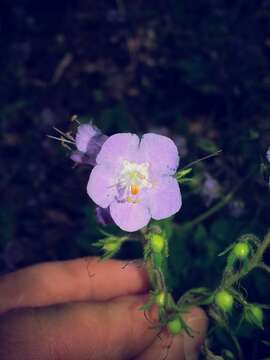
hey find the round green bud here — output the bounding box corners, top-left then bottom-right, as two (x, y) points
(155, 292), (166, 307)
(167, 316), (183, 336)
(249, 305), (263, 324)
(233, 242), (249, 260)
(150, 234), (165, 253)
(103, 241), (119, 252)
(215, 290), (234, 312)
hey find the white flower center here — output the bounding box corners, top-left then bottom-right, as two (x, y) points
(117, 160), (152, 203)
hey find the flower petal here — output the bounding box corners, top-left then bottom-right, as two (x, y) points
(110, 201), (151, 232)
(70, 150), (95, 165)
(95, 207), (113, 226)
(147, 176), (182, 220)
(96, 133), (140, 166)
(76, 124), (101, 153)
(267, 147), (270, 162)
(140, 133), (179, 175)
(87, 165), (117, 208)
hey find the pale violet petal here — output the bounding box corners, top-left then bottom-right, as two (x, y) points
(87, 165), (117, 208)
(110, 201), (151, 232)
(96, 133), (140, 166)
(140, 133), (179, 175)
(76, 124), (100, 153)
(147, 176), (182, 220)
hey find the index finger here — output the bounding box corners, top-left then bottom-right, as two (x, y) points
(0, 257), (149, 314)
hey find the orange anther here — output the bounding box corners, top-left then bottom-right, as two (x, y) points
(131, 184), (140, 195)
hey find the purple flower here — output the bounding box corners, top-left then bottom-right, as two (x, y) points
(174, 135), (188, 157)
(267, 147), (270, 186)
(201, 173), (221, 207)
(228, 200), (245, 218)
(71, 124), (108, 166)
(267, 147), (270, 163)
(87, 133), (182, 232)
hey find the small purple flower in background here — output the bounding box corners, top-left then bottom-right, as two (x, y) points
(201, 173), (221, 207)
(266, 147), (270, 163)
(87, 133), (182, 232)
(71, 124), (108, 166)
(267, 147), (270, 186)
(228, 200), (245, 218)
(174, 135), (188, 157)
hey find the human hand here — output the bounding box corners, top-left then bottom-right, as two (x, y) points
(0, 257), (207, 360)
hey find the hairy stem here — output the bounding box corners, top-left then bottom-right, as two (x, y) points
(258, 262), (270, 273)
(225, 231), (270, 288)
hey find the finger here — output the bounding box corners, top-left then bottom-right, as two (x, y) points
(0, 294), (160, 360)
(183, 308), (208, 360)
(135, 307), (208, 360)
(0, 257), (149, 314)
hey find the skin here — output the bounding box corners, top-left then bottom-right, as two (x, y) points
(0, 257), (208, 360)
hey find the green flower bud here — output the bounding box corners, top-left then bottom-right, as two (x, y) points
(167, 316), (183, 336)
(103, 241), (120, 252)
(155, 292), (166, 307)
(215, 290), (234, 312)
(246, 305), (264, 329)
(232, 242), (249, 260)
(250, 305), (263, 322)
(150, 234), (165, 253)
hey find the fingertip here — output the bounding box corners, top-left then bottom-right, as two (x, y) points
(183, 307), (208, 360)
(109, 294), (160, 358)
(134, 307), (208, 360)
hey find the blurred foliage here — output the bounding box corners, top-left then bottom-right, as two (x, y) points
(0, 0), (270, 358)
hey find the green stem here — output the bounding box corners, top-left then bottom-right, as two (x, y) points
(252, 231), (270, 265)
(181, 191), (234, 230)
(258, 263), (270, 274)
(225, 231), (270, 288)
(177, 171), (253, 231)
(209, 308), (243, 360)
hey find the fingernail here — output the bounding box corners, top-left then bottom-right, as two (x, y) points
(183, 308), (208, 360)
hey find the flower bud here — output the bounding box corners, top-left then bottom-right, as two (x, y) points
(155, 292), (166, 307)
(232, 242), (249, 260)
(167, 316), (183, 336)
(246, 304), (264, 329)
(103, 240), (120, 253)
(215, 290), (234, 312)
(150, 234), (165, 253)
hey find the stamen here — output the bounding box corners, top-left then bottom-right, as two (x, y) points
(117, 160), (151, 203)
(131, 184), (140, 195)
(53, 127), (75, 141)
(47, 135), (75, 145)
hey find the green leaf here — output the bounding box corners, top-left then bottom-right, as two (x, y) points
(177, 177), (196, 185)
(175, 168), (192, 179)
(218, 243), (235, 257)
(244, 305), (264, 330)
(138, 301), (154, 311)
(226, 253), (236, 268)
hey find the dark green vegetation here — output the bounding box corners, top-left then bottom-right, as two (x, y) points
(0, 1), (270, 358)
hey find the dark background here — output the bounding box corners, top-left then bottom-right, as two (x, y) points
(1, 1), (270, 358)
